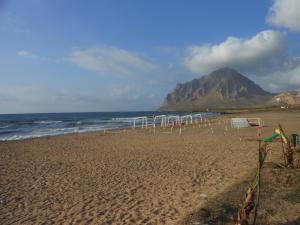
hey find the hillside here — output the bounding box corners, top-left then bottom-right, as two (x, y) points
(160, 68), (275, 111)
(269, 91), (300, 106)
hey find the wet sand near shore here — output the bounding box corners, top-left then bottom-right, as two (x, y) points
(1, 111), (300, 224)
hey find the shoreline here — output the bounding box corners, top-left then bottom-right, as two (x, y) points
(0, 112), (221, 142)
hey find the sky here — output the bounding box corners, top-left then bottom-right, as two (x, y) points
(0, 0), (300, 113)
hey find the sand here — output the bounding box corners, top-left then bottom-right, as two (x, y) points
(1, 111), (300, 225)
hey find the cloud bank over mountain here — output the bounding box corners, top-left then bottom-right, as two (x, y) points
(184, 30), (287, 74)
(183, 28), (300, 92)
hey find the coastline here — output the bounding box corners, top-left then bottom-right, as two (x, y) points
(0, 111), (220, 142)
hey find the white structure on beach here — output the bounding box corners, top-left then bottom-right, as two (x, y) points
(231, 118), (250, 128)
(193, 113), (203, 123)
(231, 118), (264, 128)
(247, 118), (264, 127)
(131, 112), (229, 131)
(167, 115), (180, 125)
(180, 115), (193, 125)
(133, 116), (148, 129)
(153, 115), (167, 128)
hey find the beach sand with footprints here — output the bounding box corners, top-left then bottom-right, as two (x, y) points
(1, 111), (300, 224)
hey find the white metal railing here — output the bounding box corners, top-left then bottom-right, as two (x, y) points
(167, 115), (180, 126)
(153, 115), (167, 128)
(180, 115), (193, 125)
(193, 113), (203, 123)
(133, 116), (148, 129)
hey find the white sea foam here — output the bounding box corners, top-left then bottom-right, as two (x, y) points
(0, 124), (120, 141)
(0, 112), (220, 141)
(33, 120), (63, 124)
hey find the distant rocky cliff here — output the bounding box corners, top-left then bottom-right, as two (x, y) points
(159, 68), (275, 111)
(269, 91), (300, 105)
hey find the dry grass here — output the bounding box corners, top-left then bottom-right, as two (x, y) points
(183, 163), (300, 225)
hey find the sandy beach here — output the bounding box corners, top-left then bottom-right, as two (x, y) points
(1, 111), (300, 225)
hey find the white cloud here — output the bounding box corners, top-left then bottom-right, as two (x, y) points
(259, 63), (300, 92)
(184, 30), (287, 74)
(17, 50), (37, 58)
(68, 46), (156, 76)
(266, 0), (300, 32)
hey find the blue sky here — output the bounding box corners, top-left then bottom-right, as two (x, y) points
(0, 0), (300, 113)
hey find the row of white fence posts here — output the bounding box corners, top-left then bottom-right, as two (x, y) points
(131, 114), (232, 135)
(167, 115), (180, 126)
(153, 115), (167, 128)
(133, 116), (148, 129)
(196, 117), (230, 135)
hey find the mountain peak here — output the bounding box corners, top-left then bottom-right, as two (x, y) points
(208, 67), (247, 80)
(211, 67), (239, 74)
(160, 68), (274, 111)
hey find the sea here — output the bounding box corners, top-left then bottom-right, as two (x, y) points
(0, 111), (220, 141)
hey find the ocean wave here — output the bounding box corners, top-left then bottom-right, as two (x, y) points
(112, 117), (135, 121)
(0, 125), (119, 141)
(0, 120), (62, 126)
(0, 129), (18, 135)
(34, 120), (63, 124)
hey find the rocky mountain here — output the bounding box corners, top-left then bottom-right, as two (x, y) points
(159, 68), (275, 111)
(269, 91), (300, 106)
